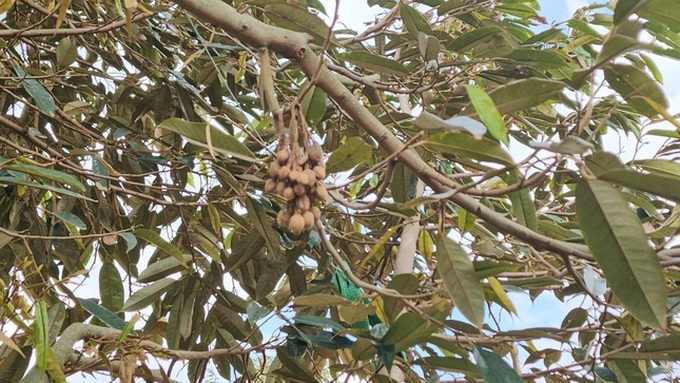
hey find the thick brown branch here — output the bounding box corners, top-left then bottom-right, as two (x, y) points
(172, 0), (591, 262)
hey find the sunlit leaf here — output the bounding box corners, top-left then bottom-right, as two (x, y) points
(463, 78), (565, 116)
(414, 112), (487, 139)
(466, 85), (508, 145)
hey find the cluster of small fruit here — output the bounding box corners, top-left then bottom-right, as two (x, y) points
(264, 139), (328, 234)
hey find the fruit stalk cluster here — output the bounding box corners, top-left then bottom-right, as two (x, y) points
(265, 138), (328, 234)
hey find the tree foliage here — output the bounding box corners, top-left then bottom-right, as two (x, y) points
(1, 0), (680, 382)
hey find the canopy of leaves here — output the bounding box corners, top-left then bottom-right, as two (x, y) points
(0, 0), (680, 382)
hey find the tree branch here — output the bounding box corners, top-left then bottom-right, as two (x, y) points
(20, 323), (258, 383)
(172, 0), (592, 262)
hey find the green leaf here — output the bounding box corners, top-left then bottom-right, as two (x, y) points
(506, 48), (569, 69)
(33, 300), (49, 373)
(576, 180), (666, 330)
(137, 253), (193, 283)
(309, 331), (354, 350)
(638, 0), (680, 33)
(133, 228), (187, 265)
(418, 31), (441, 62)
(325, 136), (373, 173)
(158, 118), (257, 162)
(638, 334), (680, 353)
(52, 211), (87, 230)
(435, 233), (485, 327)
(400, 5), (433, 38)
(1, 161), (85, 191)
(413, 356), (478, 375)
(294, 294), (351, 307)
(120, 232), (137, 253)
(293, 314), (344, 332)
(446, 27), (502, 53)
(380, 312), (439, 352)
(56, 38), (78, 68)
(609, 360), (646, 383)
(121, 278), (176, 312)
(425, 132), (514, 166)
(414, 112), (487, 139)
(473, 347), (523, 383)
(587, 152), (680, 202)
(245, 197), (281, 259)
(340, 51), (409, 78)
(466, 85), (508, 145)
(507, 171), (537, 230)
(265, 4), (332, 45)
(14, 66), (56, 112)
(78, 298), (129, 332)
(300, 85), (327, 126)
(44, 347), (66, 383)
(633, 159), (680, 178)
(99, 261), (124, 312)
(604, 64), (668, 117)
(463, 78), (565, 116)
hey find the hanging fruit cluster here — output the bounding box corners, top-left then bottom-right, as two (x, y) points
(264, 107), (328, 234)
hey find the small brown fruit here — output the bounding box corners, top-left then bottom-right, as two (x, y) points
(283, 187), (296, 201)
(276, 181), (286, 195)
(289, 169), (300, 182)
(268, 161), (281, 178)
(296, 194), (311, 211)
(278, 164), (291, 179)
(308, 143), (324, 163)
(312, 165), (326, 180)
(293, 183), (306, 196)
(311, 206), (321, 220)
(277, 149), (290, 164)
(297, 172), (310, 186)
(288, 213), (305, 234)
(264, 179), (277, 193)
(303, 211), (315, 229)
(276, 210), (291, 227)
(315, 184), (329, 201)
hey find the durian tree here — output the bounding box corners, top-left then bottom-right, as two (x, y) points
(1, 0), (680, 382)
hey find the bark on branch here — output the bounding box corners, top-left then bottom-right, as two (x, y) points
(172, 0), (592, 262)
